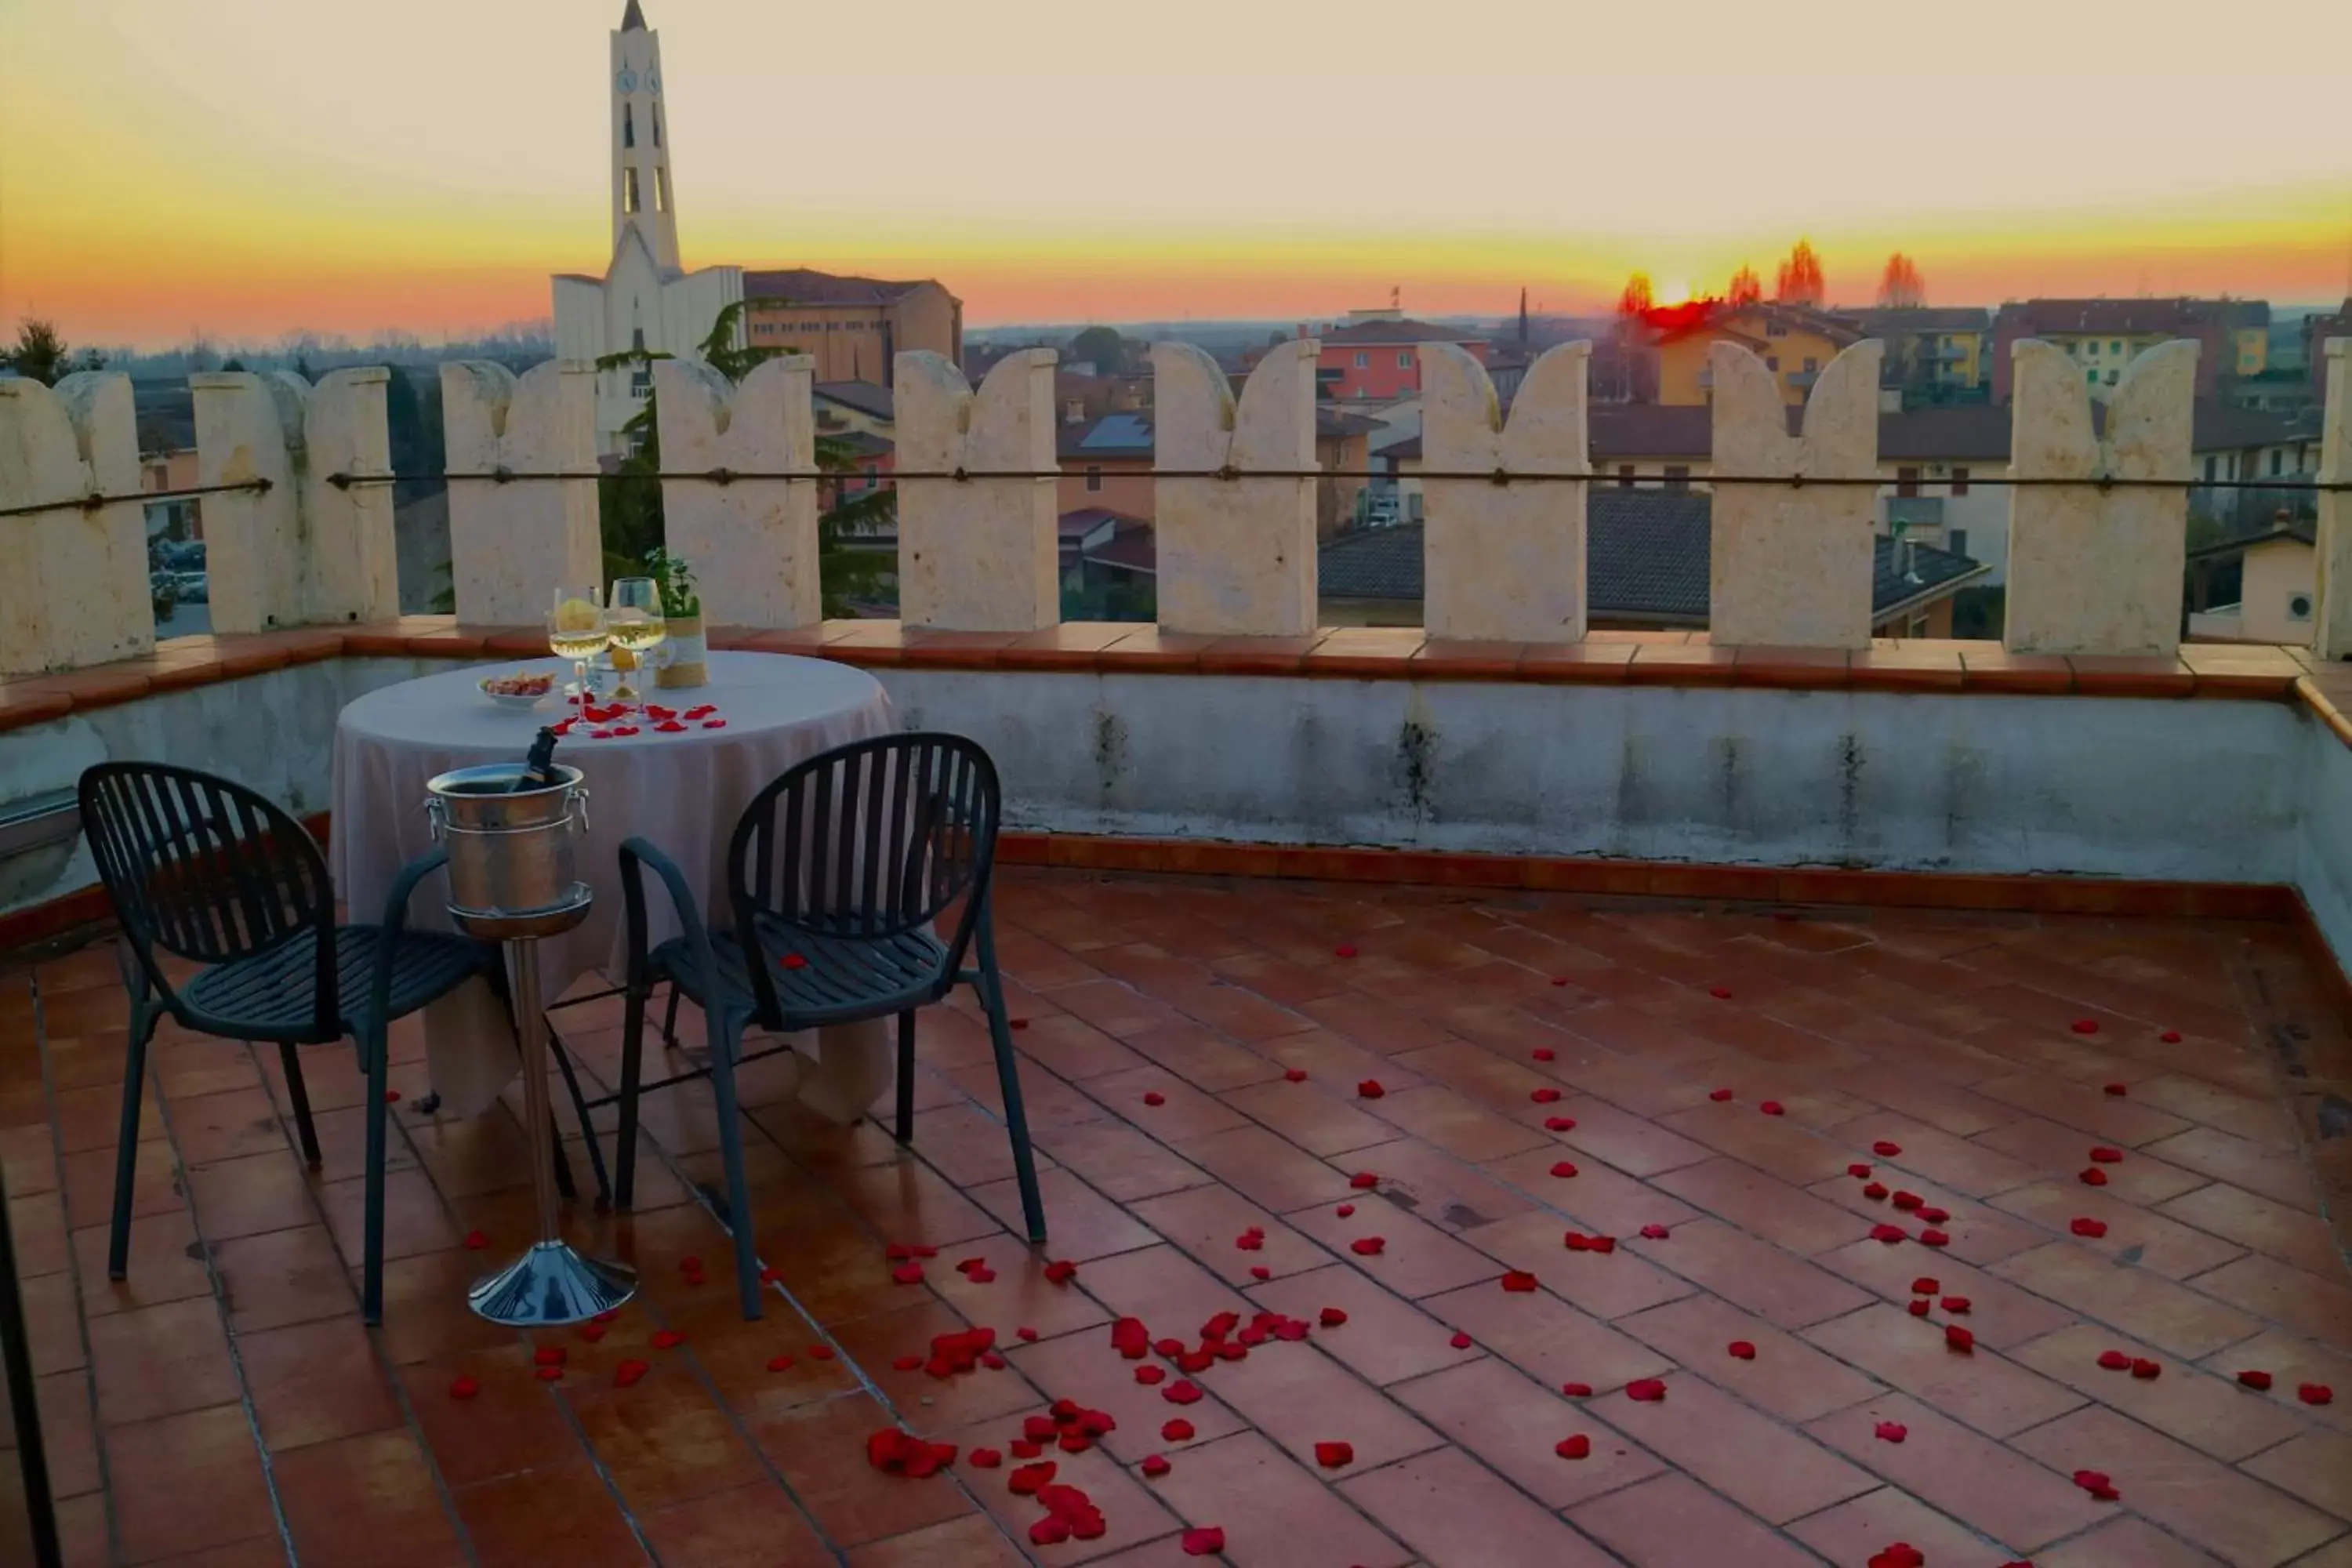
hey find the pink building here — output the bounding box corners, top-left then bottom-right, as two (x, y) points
(1315, 317), (1490, 400)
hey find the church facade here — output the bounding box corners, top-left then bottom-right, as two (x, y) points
(551, 2), (961, 456)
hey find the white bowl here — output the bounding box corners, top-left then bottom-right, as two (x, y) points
(478, 678), (554, 712)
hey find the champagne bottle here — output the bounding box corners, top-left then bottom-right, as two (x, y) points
(514, 727), (562, 793)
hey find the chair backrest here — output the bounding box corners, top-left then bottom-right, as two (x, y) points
(78, 762), (336, 1008)
(727, 732), (1000, 996)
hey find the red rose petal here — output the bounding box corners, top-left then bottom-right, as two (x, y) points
(1335, 1203), (1355, 1218)
(1551, 975), (1570, 986)
(2238, 1370), (2274, 1390)
(759, 1267), (782, 1283)
(1562, 1382), (1593, 1396)
(1759, 1101), (1785, 1116)
(1162, 1380), (1203, 1406)
(1161, 1418), (1196, 1442)
(1871, 1224), (1907, 1244)
(1870, 1547), (1926, 1568)
(1140, 1453), (1171, 1477)
(2131, 1359), (2161, 1380)
(1180, 1528), (1225, 1557)
(1709, 985), (1733, 999)
(2096, 1349), (2132, 1370)
(654, 720), (686, 733)
(2161, 1029), (2183, 1044)
(577, 1323), (606, 1343)
(1350, 1237), (1386, 1256)
(1043, 1260), (1078, 1284)
(2299, 1383), (2334, 1406)
(1892, 1191), (1924, 1211)
(2071, 1217), (2109, 1238)
(1014, 1327), (1037, 1341)
(1500, 1270), (1540, 1293)
(533, 1346), (565, 1367)
(1847, 1163), (1873, 1178)
(699, 718), (727, 729)
(1334, 944), (1358, 958)
(891, 1264), (924, 1283)
(892, 1356), (922, 1371)
(2089, 1146), (2124, 1163)
(1284, 1068), (1308, 1082)
(1135, 1365), (1166, 1385)
(1142, 1091), (1165, 1107)
(448, 1374), (479, 1399)
(1550, 1162), (1579, 1179)
(535, 1365), (564, 1382)
(1007, 1461), (1058, 1496)
(1918, 1207), (1950, 1225)
(1555, 1434), (1592, 1459)
(2103, 1082), (2129, 1095)
(1709, 1088), (1733, 1102)
(1625, 1378), (1667, 1402)
(586, 730), (612, 740)
(1862, 1182), (1889, 1201)
(1313, 1441), (1355, 1468)
(1011, 1018), (1029, 1030)
(615, 1359), (651, 1387)
(1875, 1421), (1907, 1443)
(1449, 1332), (1473, 1349)
(1910, 1277), (1940, 1295)
(2073, 1468), (2119, 1500)
(1249, 1265), (1271, 1280)
(1871, 1141), (1903, 1158)
(1940, 1296), (1971, 1314)
(1907, 1299), (1931, 1317)
(1727, 1341), (1757, 1360)
(1639, 1224), (1670, 1240)
(1543, 1116), (1576, 1131)
(652, 1328), (687, 1349)
(1944, 1325), (1974, 1354)
(2079, 1168), (2109, 1187)
(1349, 1172), (1379, 1189)
(809, 1345), (835, 1359)
(383, 1088), (402, 1104)
(766, 1355), (793, 1372)
(1918, 1229), (1951, 1247)
(968, 1447), (1002, 1468)
(1356, 1080), (1385, 1099)
(1532, 1047), (1556, 1062)
(463, 1230), (489, 1250)
(1530, 1087), (1562, 1104)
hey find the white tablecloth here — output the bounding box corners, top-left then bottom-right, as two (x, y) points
(330, 652), (898, 1121)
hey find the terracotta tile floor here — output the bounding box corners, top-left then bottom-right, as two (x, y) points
(4, 869), (2352, 1566)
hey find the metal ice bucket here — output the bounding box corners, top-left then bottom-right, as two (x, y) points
(423, 763), (589, 922)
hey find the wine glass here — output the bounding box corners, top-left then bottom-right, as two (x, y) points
(547, 584), (608, 707)
(606, 576), (667, 708)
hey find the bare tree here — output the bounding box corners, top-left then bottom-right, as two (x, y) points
(1726, 266), (1762, 307)
(1774, 241), (1825, 307)
(1878, 253), (1926, 309)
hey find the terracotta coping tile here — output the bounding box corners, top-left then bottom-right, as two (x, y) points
(2180, 644), (2307, 699)
(1301, 627), (1426, 677)
(2299, 677), (2352, 748)
(1850, 641), (1966, 691)
(212, 641), (296, 681)
(995, 622), (1139, 672)
(1410, 639), (1526, 681)
(9, 666), (154, 707)
(0, 686), (75, 731)
(699, 623), (769, 652)
(815, 620), (909, 666)
(1731, 646), (1853, 690)
(480, 628), (550, 658)
(340, 622), (423, 657)
(1512, 640), (1639, 684)
(898, 628), (1024, 671)
(1625, 641), (1739, 684)
(1958, 645), (2074, 694)
(1196, 635), (1323, 676)
(1589, 629), (1697, 644)
(1095, 626), (1217, 673)
(733, 626), (830, 655)
(403, 624), (493, 658)
(2066, 654), (2195, 699)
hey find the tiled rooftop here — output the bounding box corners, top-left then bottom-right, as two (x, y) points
(4, 869), (2350, 1567)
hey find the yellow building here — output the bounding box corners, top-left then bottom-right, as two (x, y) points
(742, 269), (961, 387)
(1853, 307), (1991, 393)
(1648, 302), (1864, 407)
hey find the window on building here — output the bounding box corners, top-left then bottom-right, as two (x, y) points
(1896, 466), (1922, 498)
(2085, 341), (2099, 356)
(1353, 352), (1368, 368)
(2270, 448), (2284, 477)
(652, 107), (662, 146)
(655, 168), (670, 212)
(2086, 369), (2098, 384)
(2288, 593), (2315, 622)
(2205, 456), (2219, 482)
(622, 105), (635, 147)
(1766, 323), (1788, 338)
(1802, 357), (1818, 373)
(1663, 465), (1691, 493)
(1617, 465), (1635, 489)
(1765, 356), (1779, 372)
(623, 167), (641, 213)
(2105, 370), (2118, 385)
(1907, 612), (1930, 637)
(1397, 351), (1411, 368)
(1947, 528), (1968, 558)
(866, 465), (880, 487)
(1951, 466), (1970, 496)
(1085, 466), (1102, 493)
(2110, 339), (2122, 354)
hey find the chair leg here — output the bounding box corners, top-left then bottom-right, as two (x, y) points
(892, 1011), (916, 1144)
(706, 1015), (764, 1320)
(279, 1042), (322, 1168)
(105, 1003), (162, 1281)
(361, 1024), (390, 1324)
(614, 980), (648, 1210)
(975, 909), (1047, 1245)
(659, 985), (683, 1051)
(546, 1030), (610, 1207)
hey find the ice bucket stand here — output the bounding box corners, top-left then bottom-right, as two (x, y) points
(454, 889), (638, 1326)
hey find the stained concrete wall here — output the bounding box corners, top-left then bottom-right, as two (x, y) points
(2299, 724), (2352, 967)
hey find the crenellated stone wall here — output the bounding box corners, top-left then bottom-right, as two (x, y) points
(652, 354), (822, 629)
(0, 372), (153, 675)
(441, 359), (604, 626)
(895, 348), (1061, 632)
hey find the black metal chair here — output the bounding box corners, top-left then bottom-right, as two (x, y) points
(78, 762), (506, 1323)
(611, 732), (1047, 1318)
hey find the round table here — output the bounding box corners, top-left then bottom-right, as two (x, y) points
(330, 651), (898, 1123)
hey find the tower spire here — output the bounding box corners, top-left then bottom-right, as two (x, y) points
(620, 0), (646, 31)
(609, 2), (680, 272)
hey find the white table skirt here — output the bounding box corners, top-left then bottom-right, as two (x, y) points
(329, 652), (900, 1123)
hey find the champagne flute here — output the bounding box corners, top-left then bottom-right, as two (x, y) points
(547, 584), (609, 708)
(606, 576), (667, 709)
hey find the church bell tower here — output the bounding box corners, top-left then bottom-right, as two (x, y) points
(611, 2), (681, 275)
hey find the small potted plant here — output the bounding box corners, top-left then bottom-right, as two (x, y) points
(646, 547), (709, 690)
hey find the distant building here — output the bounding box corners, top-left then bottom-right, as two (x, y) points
(1850, 307), (1991, 397)
(1987, 298), (2267, 404)
(550, 3), (959, 454)
(2305, 302), (2351, 401)
(1057, 405), (1383, 540)
(1639, 301), (1865, 408)
(2187, 517), (2317, 644)
(1315, 317), (1490, 401)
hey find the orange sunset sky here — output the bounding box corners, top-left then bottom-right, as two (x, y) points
(2, 0), (2348, 349)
